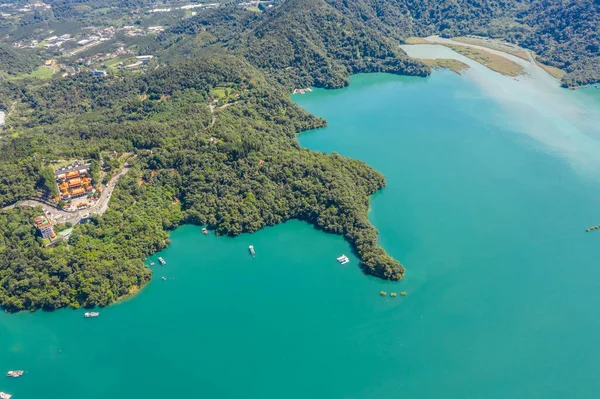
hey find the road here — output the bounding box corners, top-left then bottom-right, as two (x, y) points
(2, 165), (131, 225)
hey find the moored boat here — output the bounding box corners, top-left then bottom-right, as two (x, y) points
(0, 391), (12, 399)
(336, 255), (349, 265)
(249, 245), (255, 256)
(202, 228), (208, 235)
(84, 312), (100, 318)
(158, 257), (166, 265)
(6, 370), (24, 378)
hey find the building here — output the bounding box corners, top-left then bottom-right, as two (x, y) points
(55, 166), (94, 200)
(34, 215), (56, 239)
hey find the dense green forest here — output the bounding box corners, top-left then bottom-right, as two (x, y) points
(0, 0), (598, 311)
(0, 43), (41, 76)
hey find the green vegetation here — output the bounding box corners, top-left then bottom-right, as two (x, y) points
(0, 43), (41, 76)
(8, 65), (56, 81)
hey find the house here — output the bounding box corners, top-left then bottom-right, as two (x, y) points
(34, 215), (56, 239)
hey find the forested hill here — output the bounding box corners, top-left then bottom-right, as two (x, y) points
(168, 0), (599, 87)
(334, 0), (600, 87)
(0, 43), (41, 76)
(169, 0), (430, 90)
(326, 0), (600, 87)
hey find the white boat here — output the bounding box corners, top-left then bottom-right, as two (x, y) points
(158, 257), (166, 265)
(336, 255), (349, 265)
(249, 245), (255, 256)
(6, 370), (24, 378)
(0, 392), (12, 399)
(84, 312), (100, 318)
(202, 228), (208, 235)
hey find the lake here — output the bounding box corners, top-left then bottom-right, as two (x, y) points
(2, 44), (600, 398)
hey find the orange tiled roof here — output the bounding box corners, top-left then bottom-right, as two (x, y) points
(71, 187), (85, 195)
(66, 171), (79, 178)
(68, 178), (82, 187)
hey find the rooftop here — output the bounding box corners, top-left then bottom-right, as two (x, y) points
(34, 215), (53, 228)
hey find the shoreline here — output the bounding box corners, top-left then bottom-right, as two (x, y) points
(414, 35), (527, 77)
(406, 35), (568, 80)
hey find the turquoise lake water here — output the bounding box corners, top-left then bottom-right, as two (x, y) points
(2, 46), (600, 398)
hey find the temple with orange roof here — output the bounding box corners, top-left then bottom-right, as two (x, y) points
(33, 215), (56, 239)
(55, 165), (95, 200)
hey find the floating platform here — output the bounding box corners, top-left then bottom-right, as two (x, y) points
(380, 291), (387, 296)
(336, 254), (349, 265)
(390, 292), (397, 297)
(400, 292), (407, 296)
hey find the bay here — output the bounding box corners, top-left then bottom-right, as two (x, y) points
(2, 45), (600, 398)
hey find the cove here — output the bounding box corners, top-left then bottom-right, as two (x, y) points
(2, 47), (600, 398)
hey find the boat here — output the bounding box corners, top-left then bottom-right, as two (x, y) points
(202, 228), (208, 235)
(158, 257), (166, 265)
(380, 291), (387, 296)
(249, 245), (255, 256)
(84, 312), (100, 318)
(150, 262), (155, 266)
(336, 255), (349, 265)
(6, 370), (24, 378)
(0, 392), (12, 399)
(162, 276), (167, 281)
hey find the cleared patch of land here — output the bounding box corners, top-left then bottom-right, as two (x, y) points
(453, 36), (530, 61)
(417, 58), (470, 75)
(6, 65), (57, 81)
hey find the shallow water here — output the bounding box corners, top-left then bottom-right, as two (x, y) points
(2, 45), (600, 398)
